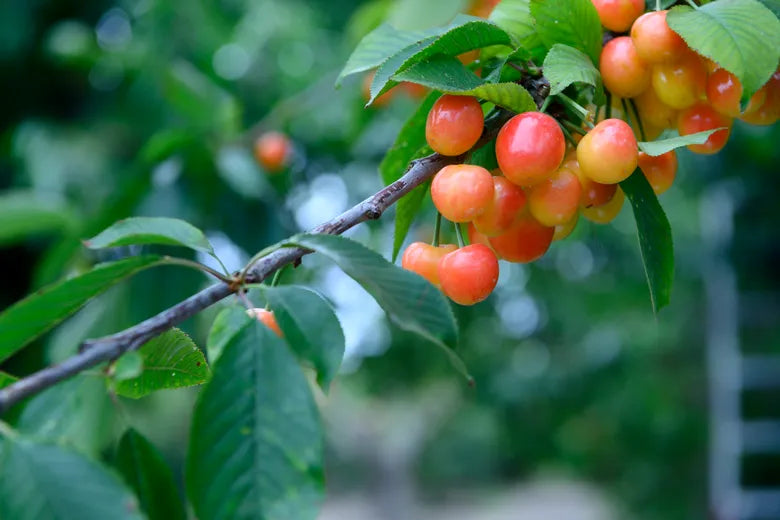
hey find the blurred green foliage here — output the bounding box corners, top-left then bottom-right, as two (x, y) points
(1, 1), (778, 519)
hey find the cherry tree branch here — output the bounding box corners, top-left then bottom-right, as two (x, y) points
(0, 110), (515, 413)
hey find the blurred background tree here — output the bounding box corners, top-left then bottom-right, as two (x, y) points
(1, 0), (778, 519)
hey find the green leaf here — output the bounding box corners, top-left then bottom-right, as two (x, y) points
(667, 0), (780, 101)
(114, 328), (210, 399)
(187, 321), (324, 520)
(369, 20), (513, 103)
(468, 139), (499, 171)
(115, 429), (187, 520)
(85, 216), (214, 255)
(337, 16), (478, 85)
(17, 376), (115, 456)
(113, 351), (143, 381)
(638, 128), (725, 156)
(620, 170), (674, 313)
(0, 371), (18, 390)
(207, 305), (253, 363)
(0, 255), (162, 363)
(543, 44), (605, 104)
(0, 191), (76, 247)
(0, 437), (143, 520)
(285, 234), (470, 380)
(530, 0), (603, 66)
(646, 0), (678, 10)
(489, 0), (546, 61)
(164, 60), (239, 134)
(260, 285), (345, 391)
(757, 0), (780, 18)
(393, 56), (537, 113)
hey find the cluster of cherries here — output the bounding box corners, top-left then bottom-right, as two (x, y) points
(400, 1), (779, 307)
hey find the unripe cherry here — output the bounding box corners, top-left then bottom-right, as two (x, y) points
(438, 244), (499, 305)
(600, 36), (651, 99)
(651, 51), (707, 110)
(591, 0), (645, 32)
(431, 164), (495, 223)
(634, 86), (677, 130)
(426, 95), (484, 156)
(638, 151), (677, 195)
(582, 187), (625, 224)
(401, 242), (458, 288)
(488, 213), (554, 263)
(553, 213), (579, 242)
(248, 308), (283, 337)
(473, 176), (528, 236)
(677, 103), (732, 154)
(253, 132), (291, 173)
(631, 10), (687, 64)
(577, 119), (638, 185)
(496, 112), (566, 187)
(527, 167), (582, 227)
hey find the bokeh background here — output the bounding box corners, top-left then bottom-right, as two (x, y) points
(1, 0), (778, 519)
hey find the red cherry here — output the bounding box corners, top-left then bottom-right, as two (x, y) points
(495, 112), (566, 187)
(431, 164), (495, 223)
(473, 176), (528, 237)
(677, 103), (732, 154)
(426, 95), (484, 156)
(600, 36), (651, 99)
(248, 308), (283, 337)
(488, 213), (554, 263)
(577, 119), (638, 184)
(401, 242), (458, 288)
(438, 244), (499, 305)
(253, 132), (291, 173)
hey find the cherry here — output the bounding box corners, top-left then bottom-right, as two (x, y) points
(591, 0), (645, 32)
(248, 308), (283, 337)
(563, 152), (617, 208)
(467, 222), (494, 250)
(438, 244), (499, 305)
(677, 103), (732, 154)
(253, 132), (291, 173)
(631, 10), (687, 64)
(582, 187), (625, 224)
(577, 119), (638, 185)
(401, 242), (457, 288)
(527, 167), (582, 227)
(553, 213), (579, 242)
(638, 151), (677, 195)
(707, 68), (767, 118)
(473, 176), (528, 236)
(495, 112), (566, 187)
(651, 51), (707, 110)
(431, 164), (495, 223)
(740, 70), (780, 125)
(600, 36), (651, 99)
(634, 86), (677, 131)
(488, 213), (554, 263)
(426, 95), (484, 156)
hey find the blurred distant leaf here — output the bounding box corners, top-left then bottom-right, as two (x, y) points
(112, 351), (143, 382)
(139, 130), (194, 165)
(387, 0), (467, 31)
(114, 329), (210, 399)
(187, 321), (324, 520)
(85, 217), (214, 255)
(638, 129), (725, 156)
(0, 438), (143, 520)
(337, 14), (481, 85)
(261, 285), (345, 390)
(620, 170), (674, 313)
(207, 306), (252, 364)
(216, 146), (272, 201)
(370, 20), (512, 103)
(18, 376), (115, 457)
(393, 56), (536, 113)
(0, 191), (76, 246)
(115, 429), (186, 520)
(164, 60), (240, 134)
(0, 372), (18, 390)
(286, 234), (470, 380)
(0, 256), (162, 363)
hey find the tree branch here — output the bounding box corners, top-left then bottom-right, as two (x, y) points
(0, 111), (513, 413)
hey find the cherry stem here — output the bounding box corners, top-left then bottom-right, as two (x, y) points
(539, 96), (552, 113)
(269, 266), (286, 287)
(684, 0), (698, 8)
(454, 222), (466, 248)
(432, 212), (442, 247)
(605, 92), (613, 120)
(555, 92), (590, 121)
(561, 120), (587, 136)
(656, 0), (661, 10)
(558, 123), (579, 148)
(627, 98), (647, 142)
(161, 257), (233, 284)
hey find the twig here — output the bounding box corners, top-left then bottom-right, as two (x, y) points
(0, 111), (511, 414)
